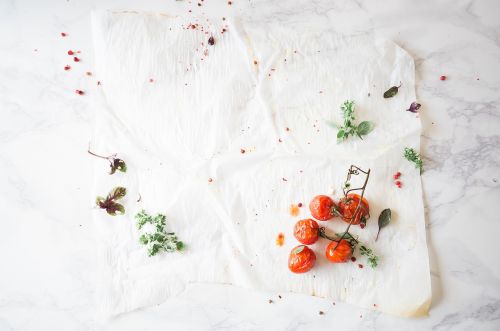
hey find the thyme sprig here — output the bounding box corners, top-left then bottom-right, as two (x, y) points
(329, 100), (374, 143)
(360, 245), (379, 268)
(135, 210), (184, 257)
(404, 147), (423, 173)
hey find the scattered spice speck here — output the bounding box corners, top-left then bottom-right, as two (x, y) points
(282, 177), (288, 182)
(278, 295), (282, 299)
(393, 171), (401, 180)
(149, 78), (154, 83)
(67, 50), (74, 55)
(208, 36), (215, 45)
(64, 65), (71, 71)
(75, 89), (84, 95)
(373, 304), (378, 307)
(297, 202), (303, 208)
(319, 311), (324, 315)
(240, 148), (246, 154)
(285, 127), (290, 132)
(228, 1), (232, 4)
(208, 178), (213, 183)
(253, 60), (258, 65)
(440, 75), (446, 81)
(351, 256), (356, 262)
(395, 180), (402, 188)
(268, 299), (273, 304)
(61, 32), (67, 37)
(73, 57), (80, 62)
(358, 264), (364, 268)
(275, 233), (285, 246)
(86, 71), (92, 76)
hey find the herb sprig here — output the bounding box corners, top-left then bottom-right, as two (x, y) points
(88, 147), (127, 175)
(330, 100), (374, 143)
(135, 210), (184, 257)
(404, 147), (423, 173)
(360, 245), (379, 268)
(96, 187), (127, 216)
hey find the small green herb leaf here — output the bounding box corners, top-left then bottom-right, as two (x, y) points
(105, 202), (125, 216)
(357, 121), (374, 136)
(376, 208), (391, 241)
(359, 245), (379, 268)
(383, 84), (401, 98)
(108, 187), (127, 200)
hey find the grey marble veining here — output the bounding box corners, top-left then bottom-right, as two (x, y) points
(0, 0), (499, 330)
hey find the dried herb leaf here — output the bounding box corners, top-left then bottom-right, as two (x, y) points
(383, 83), (402, 98)
(357, 121), (374, 136)
(376, 208), (391, 241)
(406, 102), (421, 113)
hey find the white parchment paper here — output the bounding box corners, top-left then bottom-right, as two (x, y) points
(90, 11), (431, 318)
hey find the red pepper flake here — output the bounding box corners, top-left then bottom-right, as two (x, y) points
(64, 65), (71, 71)
(440, 75), (446, 81)
(282, 177), (288, 182)
(275, 233), (285, 246)
(208, 178), (213, 183)
(253, 60), (258, 65)
(373, 303), (377, 307)
(97, 81), (101, 86)
(350, 256), (356, 262)
(240, 148), (246, 154)
(61, 32), (67, 37)
(191, 24), (196, 29)
(86, 71), (92, 76)
(358, 264), (364, 268)
(73, 57), (80, 62)
(75, 89), (84, 95)
(67, 50), (74, 55)
(149, 78), (154, 83)
(208, 36), (215, 45)
(298, 203), (303, 208)
(285, 127), (290, 132)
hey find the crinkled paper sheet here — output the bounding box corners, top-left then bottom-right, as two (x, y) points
(90, 11), (431, 318)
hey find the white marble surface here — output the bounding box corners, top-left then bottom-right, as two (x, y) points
(1, 0), (499, 330)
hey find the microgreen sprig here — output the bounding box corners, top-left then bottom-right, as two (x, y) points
(359, 245), (379, 268)
(329, 100), (374, 143)
(88, 146), (127, 175)
(96, 186), (127, 216)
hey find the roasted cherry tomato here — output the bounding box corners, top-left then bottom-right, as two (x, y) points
(309, 195), (337, 221)
(288, 245), (316, 273)
(293, 219), (319, 245)
(338, 193), (370, 226)
(325, 239), (353, 263)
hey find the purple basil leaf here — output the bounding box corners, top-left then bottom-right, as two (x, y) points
(406, 102), (421, 113)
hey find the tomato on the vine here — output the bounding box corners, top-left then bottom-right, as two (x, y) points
(338, 193), (369, 226)
(325, 239), (353, 263)
(309, 195), (337, 221)
(293, 219), (319, 245)
(288, 245), (316, 273)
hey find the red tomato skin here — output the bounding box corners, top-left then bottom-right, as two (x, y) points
(293, 219), (319, 245)
(338, 193), (370, 225)
(325, 240), (353, 263)
(309, 195), (337, 221)
(288, 245), (316, 273)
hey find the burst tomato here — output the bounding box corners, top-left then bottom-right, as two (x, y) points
(309, 195), (337, 221)
(325, 239), (353, 263)
(338, 193), (369, 226)
(288, 245), (316, 273)
(293, 219), (319, 245)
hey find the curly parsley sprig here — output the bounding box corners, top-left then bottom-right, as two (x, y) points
(135, 210), (184, 257)
(328, 100), (374, 143)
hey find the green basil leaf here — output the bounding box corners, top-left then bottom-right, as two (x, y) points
(383, 86), (399, 98)
(376, 208), (391, 241)
(357, 121), (374, 136)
